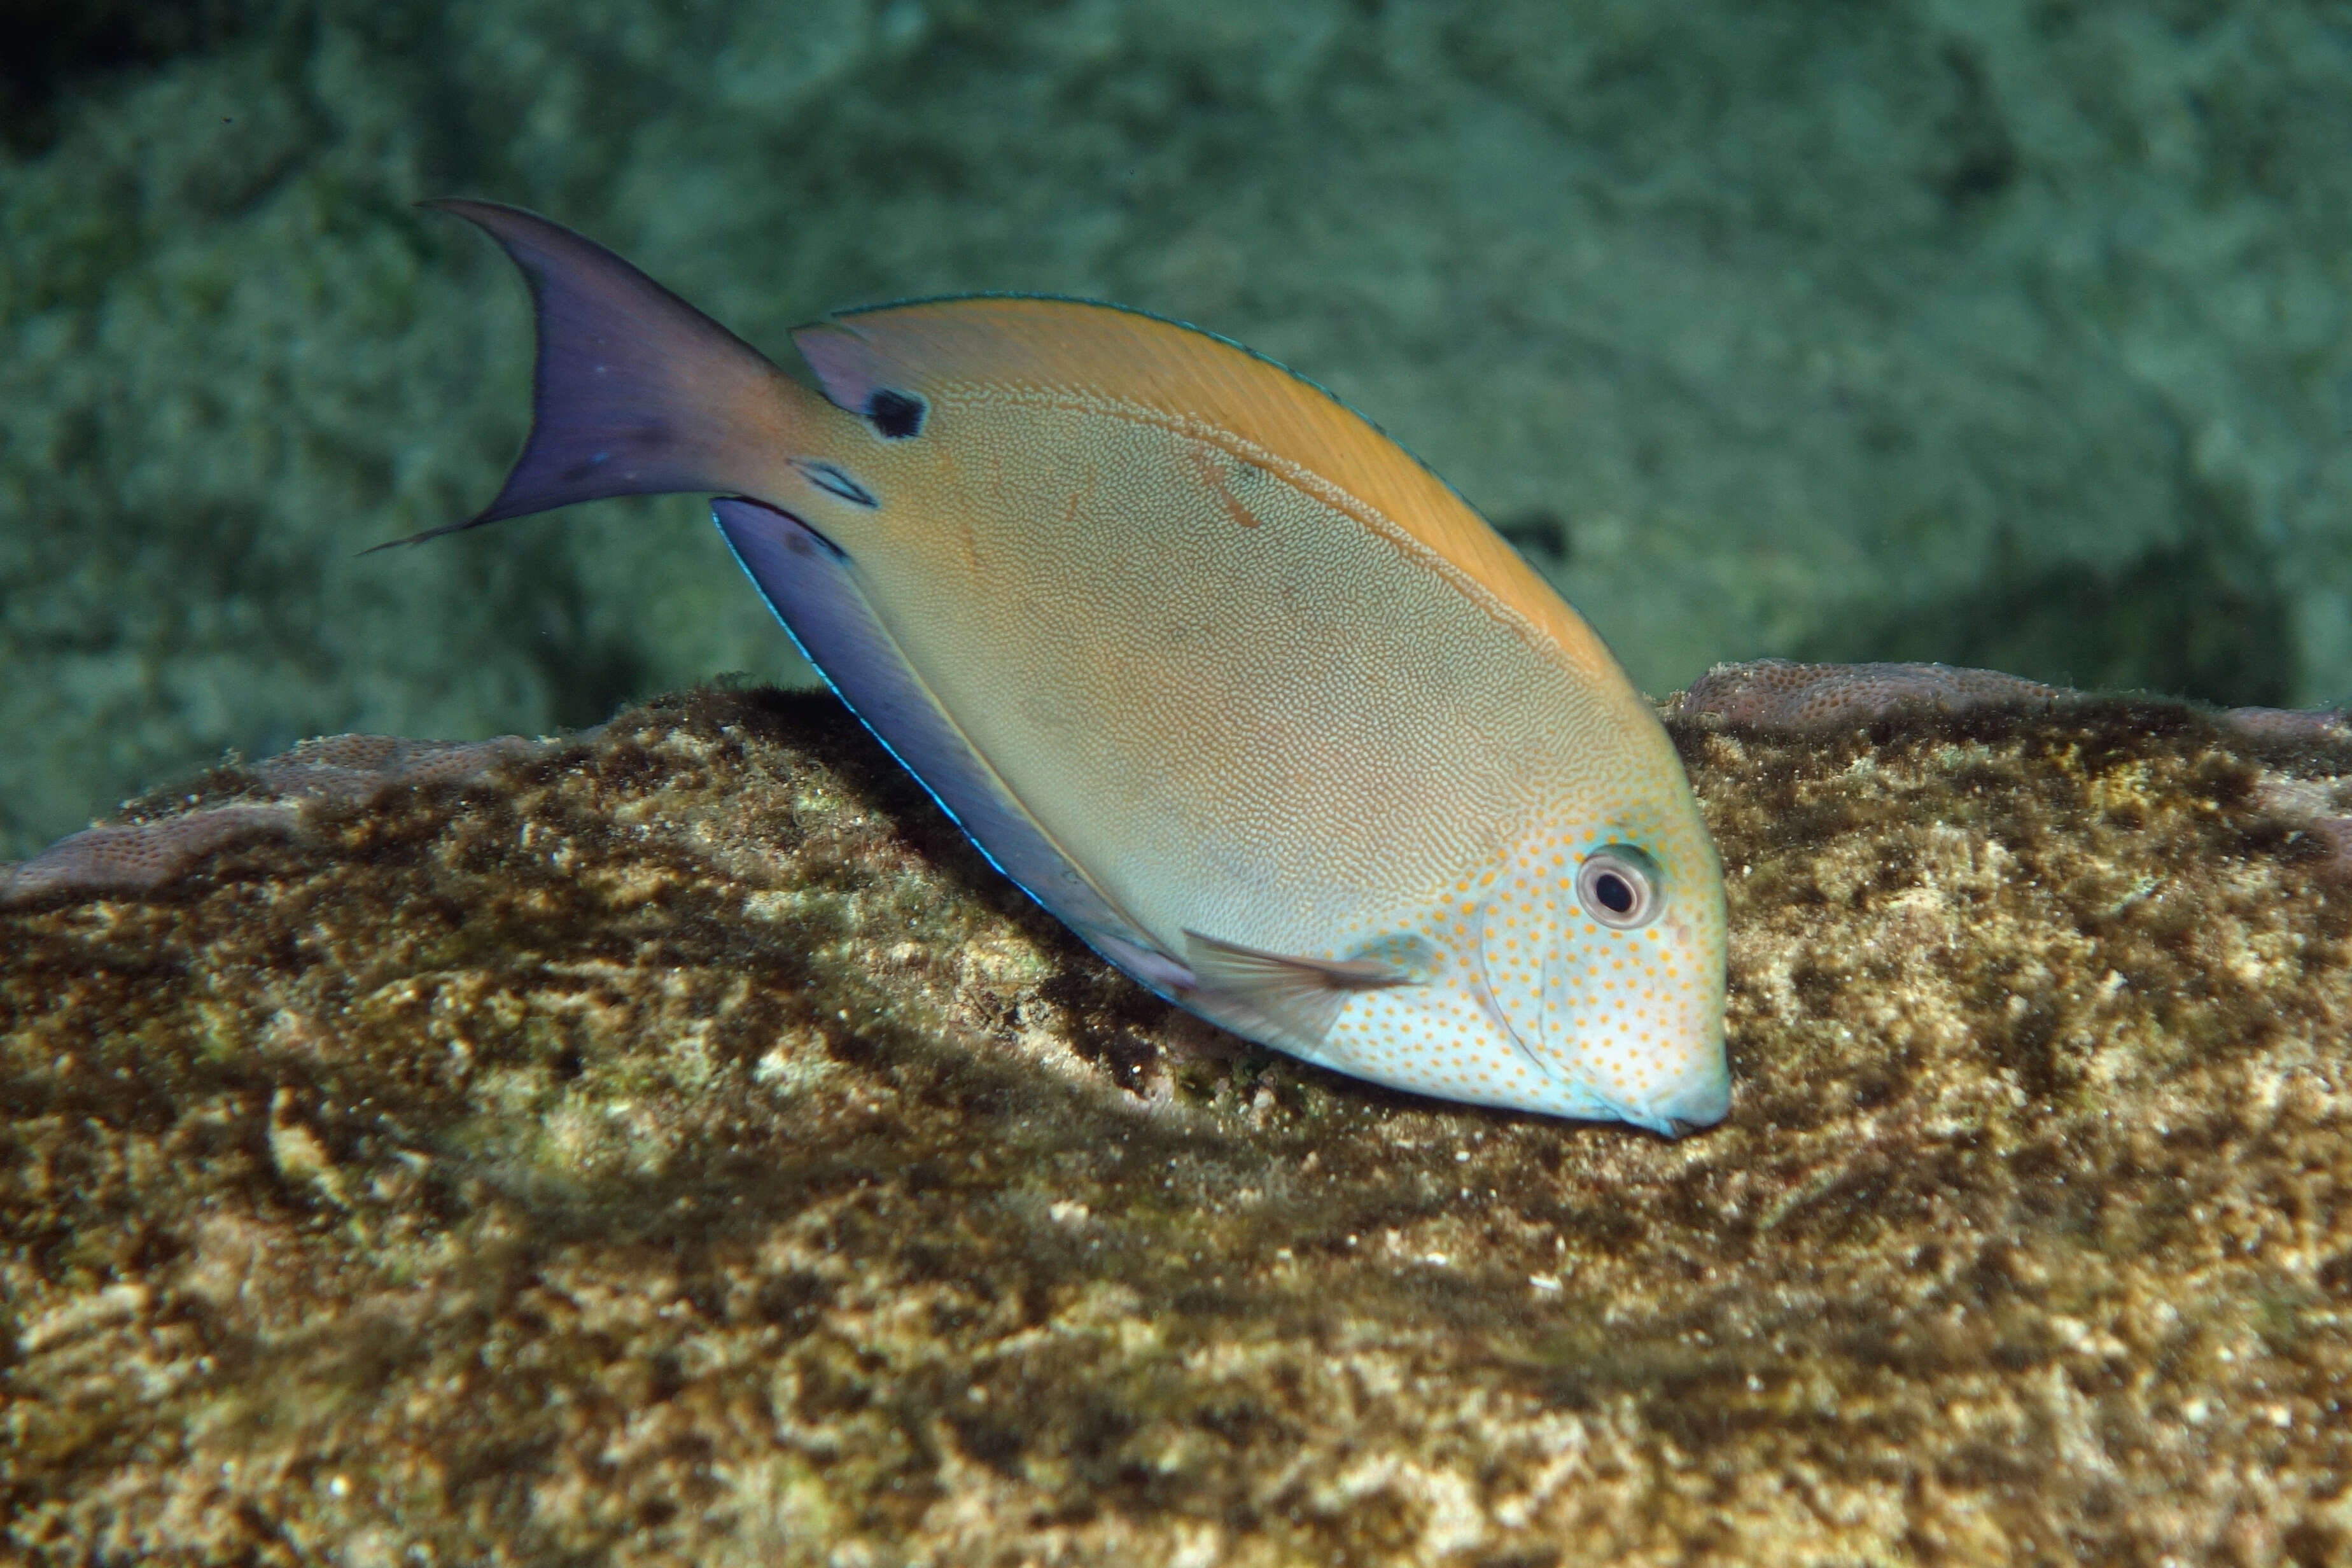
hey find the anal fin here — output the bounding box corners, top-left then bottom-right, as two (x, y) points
(712, 496), (1167, 976)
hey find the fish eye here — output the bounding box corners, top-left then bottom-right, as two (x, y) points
(1576, 845), (1660, 930)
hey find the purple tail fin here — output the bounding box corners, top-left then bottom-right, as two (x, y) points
(384, 199), (805, 547)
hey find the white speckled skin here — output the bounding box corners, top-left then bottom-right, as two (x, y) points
(433, 203), (1730, 1132)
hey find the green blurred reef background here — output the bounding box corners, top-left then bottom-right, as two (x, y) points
(4, 0), (2351, 858)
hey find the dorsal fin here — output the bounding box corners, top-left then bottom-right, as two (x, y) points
(792, 298), (1608, 670)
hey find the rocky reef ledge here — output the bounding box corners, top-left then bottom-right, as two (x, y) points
(6, 681), (2351, 1565)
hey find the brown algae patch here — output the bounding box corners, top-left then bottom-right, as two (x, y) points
(4, 687), (2351, 1565)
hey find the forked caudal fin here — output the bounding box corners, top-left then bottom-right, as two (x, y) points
(377, 199), (815, 548)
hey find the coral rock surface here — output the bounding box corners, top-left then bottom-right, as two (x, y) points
(4, 686), (2351, 1565)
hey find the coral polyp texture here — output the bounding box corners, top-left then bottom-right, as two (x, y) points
(4, 684), (2352, 1565)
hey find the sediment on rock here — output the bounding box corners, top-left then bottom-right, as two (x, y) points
(3, 685), (2350, 1566)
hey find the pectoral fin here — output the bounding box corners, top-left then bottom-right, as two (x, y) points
(1181, 930), (1416, 1059)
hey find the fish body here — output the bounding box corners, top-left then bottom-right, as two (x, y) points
(415, 200), (1730, 1133)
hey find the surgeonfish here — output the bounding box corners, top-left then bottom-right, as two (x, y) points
(407, 199), (1731, 1134)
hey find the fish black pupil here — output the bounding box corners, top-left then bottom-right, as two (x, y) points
(866, 389), (926, 439)
(1593, 872), (1635, 914)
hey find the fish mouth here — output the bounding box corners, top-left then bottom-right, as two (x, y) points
(1587, 1071), (1731, 1138)
(1587, 1098), (1686, 1139)
(1481, 1005), (1729, 1137)
(1639, 1072), (1733, 1137)
(1593, 1103), (1705, 1140)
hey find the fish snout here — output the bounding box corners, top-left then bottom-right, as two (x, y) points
(1646, 1060), (1732, 1135)
(1581, 1011), (1728, 1136)
(1555, 920), (1730, 1135)
(1632, 918), (1732, 1133)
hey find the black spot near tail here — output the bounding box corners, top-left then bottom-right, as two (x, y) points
(866, 389), (927, 440)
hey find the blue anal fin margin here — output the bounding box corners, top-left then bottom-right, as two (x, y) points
(711, 496), (1188, 992)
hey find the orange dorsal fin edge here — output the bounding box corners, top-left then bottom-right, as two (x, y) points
(793, 297), (1609, 672)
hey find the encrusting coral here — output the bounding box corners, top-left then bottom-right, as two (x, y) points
(1680, 657), (2351, 745)
(1676, 657), (2069, 729)
(1, 735), (554, 904)
(4, 676), (2352, 1565)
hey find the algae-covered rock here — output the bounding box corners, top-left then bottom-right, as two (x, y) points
(4, 685), (2351, 1564)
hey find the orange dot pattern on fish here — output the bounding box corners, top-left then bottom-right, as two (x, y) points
(1320, 814), (1726, 1135)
